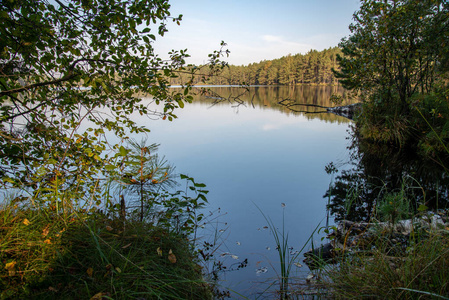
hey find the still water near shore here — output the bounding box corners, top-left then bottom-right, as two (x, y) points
(135, 85), (353, 297)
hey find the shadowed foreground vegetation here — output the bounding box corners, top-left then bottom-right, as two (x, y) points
(319, 220), (449, 299)
(0, 203), (213, 299)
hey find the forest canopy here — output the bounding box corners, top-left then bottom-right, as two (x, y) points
(170, 47), (342, 86)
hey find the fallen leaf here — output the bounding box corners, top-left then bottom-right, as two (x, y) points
(5, 261), (16, 276)
(157, 247), (163, 256)
(87, 267), (93, 278)
(5, 261), (16, 271)
(56, 228), (66, 237)
(168, 249), (177, 264)
(115, 267), (122, 273)
(90, 292), (103, 300)
(23, 218), (30, 226)
(48, 286), (58, 292)
(42, 224), (50, 237)
(44, 239), (51, 244)
(122, 243), (132, 249)
(105, 226), (113, 231)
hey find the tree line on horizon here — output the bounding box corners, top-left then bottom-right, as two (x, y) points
(170, 47), (342, 86)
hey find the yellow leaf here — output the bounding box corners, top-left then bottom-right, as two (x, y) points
(87, 267), (93, 278)
(5, 261), (16, 276)
(168, 249), (177, 264)
(42, 224), (50, 237)
(115, 267), (121, 273)
(44, 239), (51, 245)
(5, 261), (16, 271)
(23, 218), (31, 226)
(90, 292), (103, 300)
(56, 228), (66, 237)
(157, 247), (162, 256)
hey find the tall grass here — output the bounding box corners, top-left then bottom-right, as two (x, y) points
(320, 174), (449, 299)
(0, 201), (213, 299)
(255, 203), (319, 299)
(323, 224), (449, 299)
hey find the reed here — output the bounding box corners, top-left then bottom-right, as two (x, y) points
(255, 203), (319, 299)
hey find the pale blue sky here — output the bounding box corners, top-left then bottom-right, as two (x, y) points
(155, 0), (361, 65)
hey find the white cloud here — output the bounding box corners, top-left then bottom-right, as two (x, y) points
(262, 35), (283, 43)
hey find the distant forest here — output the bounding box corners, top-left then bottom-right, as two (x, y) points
(170, 47), (342, 86)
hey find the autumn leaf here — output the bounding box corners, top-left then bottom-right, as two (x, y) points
(5, 261), (16, 271)
(56, 228), (66, 237)
(115, 267), (122, 273)
(87, 267), (93, 277)
(5, 261), (17, 276)
(23, 218), (31, 226)
(44, 239), (52, 244)
(168, 249), (177, 264)
(122, 243), (132, 249)
(42, 224), (50, 237)
(90, 292), (104, 300)
(105, 225), (113, 231)
(157, 247), (163, 256)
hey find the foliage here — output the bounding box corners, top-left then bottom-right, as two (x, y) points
(335, 0), (449, 109)
(169, 47), (343, 86)
(325, 126), (449, 222)
(334, 0), (449, 147)
(105, 139), (177, 222)
(411, 84), (449, 159)
(0, 202), (213, 299)
(323, 215), (449, 299)
(0, 1), (228, 298)
(377, 190), (413, 224)
(0, 0), (229, 204)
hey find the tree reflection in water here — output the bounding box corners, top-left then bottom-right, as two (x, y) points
(325, 129), (449, 222)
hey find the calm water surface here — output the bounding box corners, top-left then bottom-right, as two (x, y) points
(137, 86), (353, 297)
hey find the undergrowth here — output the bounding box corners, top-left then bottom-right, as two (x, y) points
(0, 202), (213, 299)
(323, 223), (449, 299)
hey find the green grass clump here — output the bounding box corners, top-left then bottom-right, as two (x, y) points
(323, 221), (449, 299)
(0, 202), (212, 299)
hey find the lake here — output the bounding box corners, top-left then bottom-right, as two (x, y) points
(134, 85), (353, 298)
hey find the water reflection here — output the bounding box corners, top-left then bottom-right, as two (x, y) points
(138, 86), (353, 297)
(188, 85), (352, 123)
(325, 130), (449, 222)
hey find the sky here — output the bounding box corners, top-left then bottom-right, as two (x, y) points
(154, 0), (361, 66)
